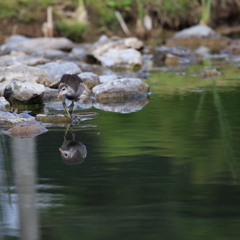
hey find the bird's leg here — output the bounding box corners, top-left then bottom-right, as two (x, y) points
(61, 99), (70, 116)
(69, 100), (74, 116)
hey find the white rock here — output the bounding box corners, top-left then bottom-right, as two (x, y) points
(92, 78), (149, 100)
(98, 49), (142, 68)
(173, 24), (219, 39)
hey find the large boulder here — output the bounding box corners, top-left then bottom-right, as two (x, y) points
(4, 80), (45, 106)
(89, 36), (144, 59)
(98, 49), (142, 68)
(36, 61), (82, 88)
(0, 65), (51, 88)
(78, 72), (100, 89)
(92, 78), (149, 100)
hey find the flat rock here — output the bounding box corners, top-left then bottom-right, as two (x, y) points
(31, 49), (68, 59)
(89, 36), (144, 59)
(12, 37), (74, 54)
(0, 111), (35, 126)
(78, 72), (100, 89)
(98, 49), (142, 68)
(36, 61), (82, 88)
(0, 64), (51, 88)
(4, 124), (48, 138)
(94, 95), (150, 113)
(92, 78), (149, 100)
(0, 51), (49, 66)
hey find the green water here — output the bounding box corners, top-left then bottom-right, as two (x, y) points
(1, 62), (240, 239)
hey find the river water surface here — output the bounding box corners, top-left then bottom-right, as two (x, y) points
(1, 60), (240, 239)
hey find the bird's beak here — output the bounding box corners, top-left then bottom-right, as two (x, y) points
(59, 148), (64, 153)
(58, 92), (63, 98)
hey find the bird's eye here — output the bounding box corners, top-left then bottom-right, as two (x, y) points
(62, 87), (65, 91)
(64, 153), (68, 157)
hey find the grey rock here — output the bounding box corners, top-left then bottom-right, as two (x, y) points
(98, 49), (142, 68)
(14, 37), (74, 53)
(4, 80), (45, 105)
(68, 47), (87, 61)
(0, 65), (51, 88)
(36, 61), (82, 88)
(94, 95), (149, 113)
(0, 35), (29, 55)
(99, 74), (119, 83)
(78, 72), (100, 89)
(0, 111), (35, 125)
(92, 78), (149, 100)
(99, 75), (119, 83)
(0, 51), (49, 66)
(31, 49), (68, 59)
(89, 36), (144, 59)
(173, 24), (220, 39)
(43, 87), (59, 101)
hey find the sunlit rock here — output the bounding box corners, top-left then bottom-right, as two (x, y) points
(98, 49), (142, 68)
(36, 61), (82, 88)
(0, 51), (49, 66)
(99, 74), (119, 83)
(200, 69), (220, 78)
(92, 78), (149, 100)
(0, 64), (51, 88)
(0, 111), (35, 126)
(94, 95), (150, 113)
(166, 24), (230, 50)
(4, 124), (48, 138)
(89, 36), (144, 59)
(78, 72), (100, 89)
(3, 81), (45, 110)
(0, 97), (10, 111)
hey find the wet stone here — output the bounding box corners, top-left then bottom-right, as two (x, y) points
(4, 124), (48, 138)
(36, 114), (71, 123)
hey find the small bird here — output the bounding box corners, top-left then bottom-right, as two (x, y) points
(58, 74), (89, 116)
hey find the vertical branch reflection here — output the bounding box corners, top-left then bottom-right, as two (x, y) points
(212, 79), (237, 182)
(12, 138), (39, 240)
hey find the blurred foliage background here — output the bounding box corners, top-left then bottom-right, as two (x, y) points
(0, 0), (240, 41)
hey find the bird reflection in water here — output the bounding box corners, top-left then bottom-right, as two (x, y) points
(59, 125), (87, 165)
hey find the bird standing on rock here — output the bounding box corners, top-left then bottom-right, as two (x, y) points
(58, 74), (89, 117)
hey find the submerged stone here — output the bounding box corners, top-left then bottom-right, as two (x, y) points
(4, 124), (48, 138)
